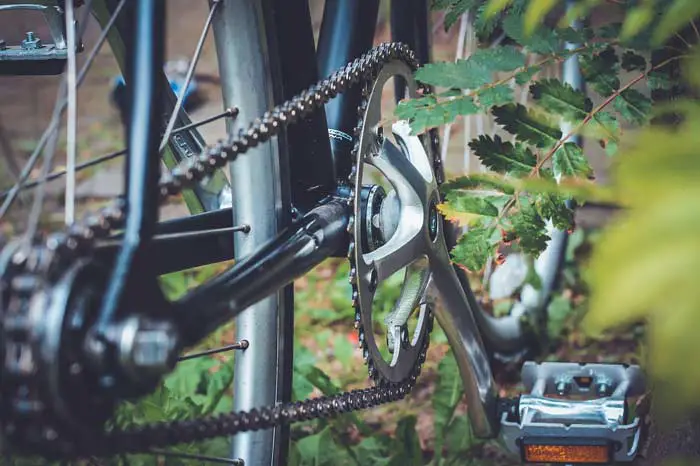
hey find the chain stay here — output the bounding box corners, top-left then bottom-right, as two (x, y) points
(2, 43), (437, 457)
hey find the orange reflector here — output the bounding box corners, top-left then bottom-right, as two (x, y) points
(523, 443), (610, 464)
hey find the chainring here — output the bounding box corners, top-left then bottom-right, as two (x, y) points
(348, 59), (442, 385)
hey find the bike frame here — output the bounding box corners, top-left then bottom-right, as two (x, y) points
(96, 0), (499, 463)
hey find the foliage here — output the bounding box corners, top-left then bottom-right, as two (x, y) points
(405, 0), (698, 274)
(424, 0), (700, 415)
(584, 77), (700, 412)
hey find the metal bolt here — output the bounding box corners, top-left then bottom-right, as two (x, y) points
(556, 380), (571, 396)
(368, 268), (378, 293)
(428, 202), (439, 241)
(21, 31), (42, 50)
(118, 316), (179, 379)
(596, 382), (610, 396)
(400, 325), (410, 348)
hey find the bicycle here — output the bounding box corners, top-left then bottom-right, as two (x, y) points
(0, 0), (646, 465)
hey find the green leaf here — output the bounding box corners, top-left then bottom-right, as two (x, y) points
(614, 89), (652, 124)
(435, 0), (480, 31)
(292, 372), (314, 401)
(524, 0), (558, 36)
(580, 47), (620, 95)
(621, 51), (647, 72)
(396, 94), (481, 134)
(303, 366), (340, 396)
(553, 142), (593, 179)
(433, 353), (463, 459)
(443, 95), (481, 120)
(332, 334), (355, 366)
(547, 295), (573, 340)
(352, 437), (392, 466)
(515, 65), (541, 85)
(586, 111), (621, 154)
(468, 134), (536, 175)
(416, 45), (525, 89)
(653, 0), (700, 44)
(598, 22), (621, 39)
(620, 6), (654, 40)
(648, 69), (677, 90)
(393, 416), (423, 466)
(535, 192), (574, 230)
(204, 364), (234, 415)
(451, 226), (498, 271)
(473, 1), (501, 38)
(503, 13), (560, 54)
(295, 428), (351, 466)
(477, 83), (514, 107)
(444, 416), (475, 458)
(484, 0), (513, 18)
(492, 103), (562, 148)
(511, 200), (549, 256)
(440, 174), (516, 195)
(530, 78), (592, 123)
(444, 191), (502, 217)
(557, 26), (593, 44)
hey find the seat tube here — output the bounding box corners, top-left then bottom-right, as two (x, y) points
(317, 0), (380, 180)
(212, 1), (292, 465)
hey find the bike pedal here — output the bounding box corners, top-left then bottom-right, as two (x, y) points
(0, 2), (82, 76)
(500, 361), (646, 464)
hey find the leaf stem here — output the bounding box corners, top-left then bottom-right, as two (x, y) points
(531, 54), (685, 174)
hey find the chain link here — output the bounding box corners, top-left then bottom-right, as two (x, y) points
(0, 43), (436, 458)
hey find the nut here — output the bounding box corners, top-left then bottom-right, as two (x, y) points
(118, 316), (179, 379)
(21, 32), (42, 50)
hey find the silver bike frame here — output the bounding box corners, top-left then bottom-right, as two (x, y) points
(212, 1), (293, 465)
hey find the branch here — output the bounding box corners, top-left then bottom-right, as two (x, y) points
(415, 43), (600, 112)
(532, 55), (686, 174)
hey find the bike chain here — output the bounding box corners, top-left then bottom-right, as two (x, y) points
(0, 43), (441, 458)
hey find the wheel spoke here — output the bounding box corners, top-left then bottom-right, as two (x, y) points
(0, 0), (125, 221)
(0, 106), (238, 200)
(171, 107), (239, 136)
(65, 0), (78, 225)
(158, 0), (222, 152)
(178, 340), (249, 362)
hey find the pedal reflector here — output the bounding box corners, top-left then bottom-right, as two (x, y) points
(522, 440), (611, 464)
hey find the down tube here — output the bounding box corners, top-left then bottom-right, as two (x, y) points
(212, 1), (293, 465)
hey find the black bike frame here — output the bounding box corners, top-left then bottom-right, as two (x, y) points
(99, 0), (431, 364)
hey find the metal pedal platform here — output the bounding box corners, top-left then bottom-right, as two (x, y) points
(500, 361), (646, 464)
(0, 2), (81, 75)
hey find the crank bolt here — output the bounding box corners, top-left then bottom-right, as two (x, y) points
(21, 32), (42, 50)
(428, 201), (439, 241)
(375, 126), (384, 146)
(556, 380), (571, 396)
(369, 268), (378, 293)
(118, 316), (179, 379)
(400, 325), (410, 348)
